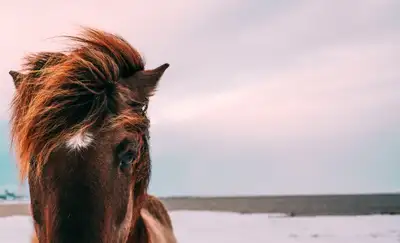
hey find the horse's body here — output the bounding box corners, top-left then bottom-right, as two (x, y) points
(10, 28), (176, 243)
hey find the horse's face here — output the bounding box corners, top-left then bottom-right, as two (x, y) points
(29, 121), (149, 242)
(10, 32), (169, 242)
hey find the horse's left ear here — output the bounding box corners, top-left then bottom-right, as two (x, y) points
(9, 70), (24, 88)
(124, 63), (169, 99)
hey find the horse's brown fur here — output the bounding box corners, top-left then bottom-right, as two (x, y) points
(10, 27), (174, 242)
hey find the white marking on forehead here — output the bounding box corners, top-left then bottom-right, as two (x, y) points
(66, 132), (93, 150)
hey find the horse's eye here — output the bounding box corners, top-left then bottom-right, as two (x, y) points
(119, 151), (136, 169)
(128, 102), (147, 113)
(141, 104), (147, 112)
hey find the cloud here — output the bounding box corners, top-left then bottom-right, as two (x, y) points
(151, 41), (399, 141)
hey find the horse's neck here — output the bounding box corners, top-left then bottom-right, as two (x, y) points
(140, 209), (177, 243)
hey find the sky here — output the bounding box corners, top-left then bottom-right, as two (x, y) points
(0, 0), (399, 196)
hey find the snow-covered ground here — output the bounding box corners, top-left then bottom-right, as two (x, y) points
(1, 211), (400, 242)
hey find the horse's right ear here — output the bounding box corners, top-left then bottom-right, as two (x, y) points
(9, 70), (23, 88)
(122, 63), (169, 102)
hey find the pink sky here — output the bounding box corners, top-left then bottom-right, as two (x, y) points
(0, 1), (399, 196)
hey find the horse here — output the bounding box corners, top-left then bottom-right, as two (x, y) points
(9, 27), (177, 243)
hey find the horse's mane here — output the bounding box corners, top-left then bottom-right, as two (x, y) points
(11, 27), (148, 180)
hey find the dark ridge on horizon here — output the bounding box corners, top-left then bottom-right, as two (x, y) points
(1, 192), (400, 217)
(160, 193), (400, 216)
(159, 192), (400, 199)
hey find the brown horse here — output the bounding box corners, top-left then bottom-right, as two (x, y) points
(9, 27), (176, 243)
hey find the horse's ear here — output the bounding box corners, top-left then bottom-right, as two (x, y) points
(9, 70), (24, 88)
(124, 63), (169, 100)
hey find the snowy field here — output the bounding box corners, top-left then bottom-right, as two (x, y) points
(1, 211), (400, 242)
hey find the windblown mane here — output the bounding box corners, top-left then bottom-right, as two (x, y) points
(25, 52), (67, 74)
(11, 28), (148, 180)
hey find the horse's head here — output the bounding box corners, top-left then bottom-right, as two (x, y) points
(10, 28), (168, 243)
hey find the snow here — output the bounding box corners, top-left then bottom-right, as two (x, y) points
(1, 210), (400, 242)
